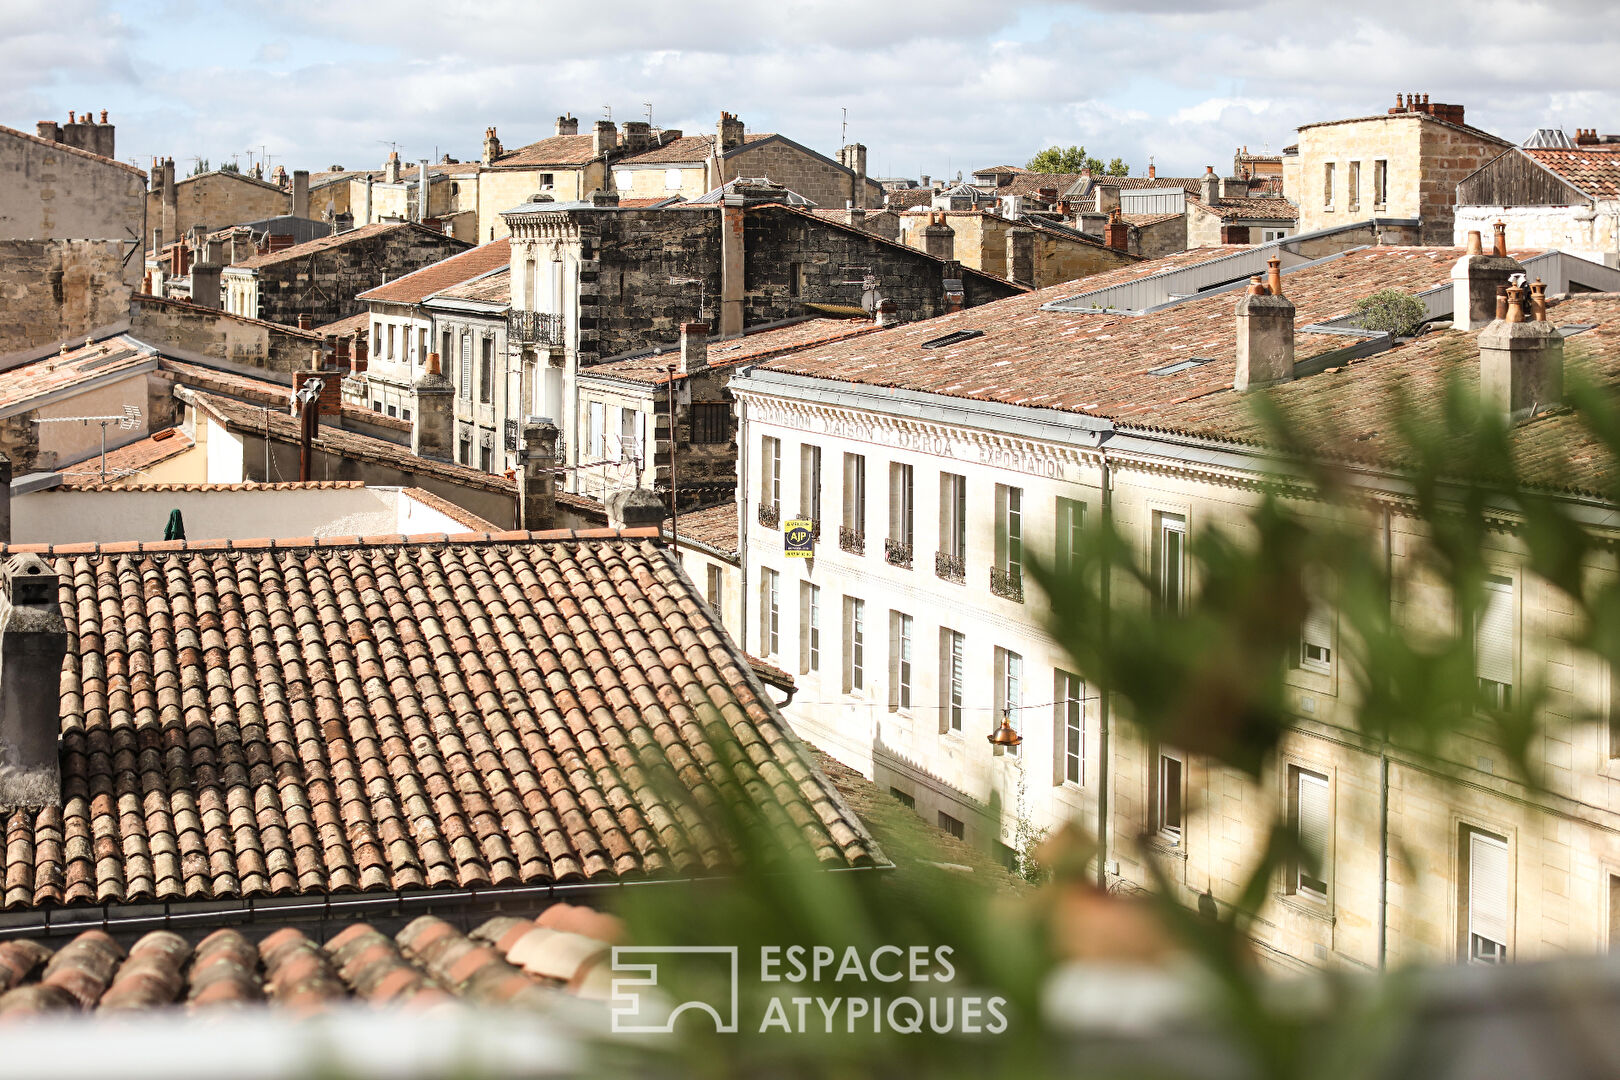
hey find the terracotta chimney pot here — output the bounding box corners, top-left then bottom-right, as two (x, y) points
(1466, 230), (1483, 256)
(1266, 255), (1283, 299)
(1492, 220), (1507, 257)
(1504, 285), (1526, 323)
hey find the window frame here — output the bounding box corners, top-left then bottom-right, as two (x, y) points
(1155, 749), (1185, 845)
(801, 582), (820, 675)
(760, 567), (780, 658)
(844, 596), (866, 694)
(761, 435), (782, 511)
(890, 611), (914, 712)
(843, 453), (866, 534)
(1055, 669), (1084, 787)
(1288, 765), (1332, 903)
(1474, 572), (1516, 709)
(940, 628), (965, 734)
(889, 462), (915, 549)
(1322, 161), (1336, 210)
(1461, 826), (1512, 965)
(800, 444), (822, 524)
(1056, 496), (1085, 578)
(993, 647), (1023, 756)
(1155, 511), (1188, 615)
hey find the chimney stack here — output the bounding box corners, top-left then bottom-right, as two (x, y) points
(555, 114), (578, 137)
(1147, 163), (1157, 180)
(1450, 224), (1522, 331)
(607, 487), (666, 530)
(1007, 225), (1035, 285)
(716, 112), (745, 153)
(516, 419), (561, 530)
(593, 120), (618, 159)
(190, 262), (222, 309)
(291, 169), (310, 219)
(1104, 207), (1129, 252)
(1233, 256), (1295, 391)
(1480, 281), (1563, 420)
(482, 126), (503, 165)
(875, 298), (898, 327)
(1201, 165), (1220, 205)
(411, 352), (455, 460)
(620, 121), (652, 154)
(0, 553), (67, 811)
(418, 159), (430, 222)
(678, 322), (709, 375)
(922, 212), (955, 260)
(384, 152), (401, 184)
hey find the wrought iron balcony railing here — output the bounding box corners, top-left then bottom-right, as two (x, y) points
(935, 551), (965, 584)
(990, 566), (1024, 603)
(758, 503), (780, 529)
(839, 527), (865, 556)
(884, 539), (913, 569)
(507, 310), (565, 347)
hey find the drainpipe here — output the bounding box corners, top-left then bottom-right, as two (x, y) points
(1378, 502), (1393, 970)
(737, 379), (751, 644)
(1095, 446), (1113, 890)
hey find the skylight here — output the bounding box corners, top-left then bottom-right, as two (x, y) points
(920, 330), (984, 349)
(1148, 357), (1215, 376)
(1560, 324), (1597, 336)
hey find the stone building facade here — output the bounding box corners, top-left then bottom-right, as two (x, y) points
(1455, 146), (1620, 265)
(0, 116), (145, 255)
(896, 210), (1137, 288)
(145, 165), (292, 250)
(1289, 94), (1511, 245)
(0, 239), (133, 354)
(221, 221), (469, 326)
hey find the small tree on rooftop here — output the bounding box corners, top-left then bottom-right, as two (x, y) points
(1355, 288), (1429, 337)
(1026, 145), (1129, 176)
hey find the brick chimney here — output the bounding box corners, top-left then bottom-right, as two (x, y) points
(607, 487), (666, 530)
(0, 553), (67, 811)
(1480, 281), (1563, 420)
(555, 114), (578, 137)
(384, 151), (401, 184)
(1233, 256), (1295, 391)
(923, 212), (955, 260)
(593, 120), (618, 158)
(1200, 166), (1220, 205)
(875, 298), (898, 327)
(1147, 163), (1157, 180)
(1450, 225), (1522, 331)
(411, 352), (455, 460)
(716, 112), (745, 153)
(482, 127), (503, 165)
(516, 419), (560, 530)
(678, 322), (709, 375)
(1104, 207), (1129, 252)
(291, 169), (310, 219)
(620, 121), (652, 154)
(1007, 226), (1034, 285)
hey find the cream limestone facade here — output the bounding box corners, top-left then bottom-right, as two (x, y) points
(1455, 204), (1620, 267)
(477, 164), (603, 243)
(612, 164), (710, 202)
(730, 365), (1620, 974)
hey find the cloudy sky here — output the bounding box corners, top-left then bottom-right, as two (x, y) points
(4, 0), (1615, 182)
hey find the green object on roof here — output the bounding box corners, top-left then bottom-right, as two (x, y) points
(164, 509), (185, 541)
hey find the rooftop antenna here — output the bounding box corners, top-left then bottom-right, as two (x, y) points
(34, 404), (141, 484)
(841, 107), (848, 146)
(644, 102), (655, 128)
(602, 105), (612, 121)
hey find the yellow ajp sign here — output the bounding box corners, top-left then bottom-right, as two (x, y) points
(784, 519), (814, 557)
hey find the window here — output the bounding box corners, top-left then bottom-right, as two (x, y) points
(539, 173), (554, 189)
(479, 337), (494, 403)
(620, 408), (641, 465)
(1290, 767), (1331, 901)
(760, 568), (780, 657)
(843, 597), (866, 693)
(1322, 162), (1335, 209)
(402, 409), (411, 422)
(1462, 828), (1510, 964)
(372, 322), (382, 357)
(1373, 159), (1388, 208)
(386, 404), (397, 418)
(1347, 160), (1361, 212)
(890, 788), (916, 810)
(938, 812), (965, 840)
(939, 472), (966, 581)
(1155, 512), (1187, 614)
(1261, 228), (1288, 242)
(440, 329), (451, 365)
(1610, 875), (1620, 950)
(1056, 497), (1085, 577)
(993, 647), (1022, 755)
(459, 335), (473, 399)
(993, 485), (1023, 600)
(761, 436), (781, 511)
(706, 564), (723, 614)
(1301, 593), (1334, 674)
(664, 168), (683, 191)
(418, 328), (427, 362)
(1056, 670), (1083, 786)
(690, 402), (730, 445)
(480, 444), (492, 472)
(587, 402), (605, 462)
(1475, 574), (1514, 708)
(1156, 750), (1184, 844)
(889, 612), (913, 711)
(888, 462), (913, 563)
(940, 629), (965, 733)
(458, 436), (471, 464)
(921, 330), (984, 349)
(788, 262), (802, 298)
(800, 444), (822, 525)
(800, 582), (820, 674)
(372, 399), (382, 412)
(842, 453), (866, 549)
(387, 324), (396, 360)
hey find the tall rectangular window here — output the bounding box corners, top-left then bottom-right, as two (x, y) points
(1290, 767), (1331, 901)
(706, 564), (722, 615)
(1476, 574), (1514, 708)
(843, 453), (866, 540)
(889, 463), (914, 548)
(1301, 596), (1334, 674)
(1463, 828), (1510, 964)
(843, 597), (865, 693)
(459, 335), (473, 399)
(940, 629), (965, 733)
(1323, 162), (1336, 209)
(1347, 160), (1361, 212)
(690, 402), (730, 445)
(1373, 159), (1389, 208)
(889, 612), (913, 711)
(1056, 497), (1085, 577)
(800, 444), (822, 525)
(760, 568), (779, 658)
(800, 582), (820, 674)
(994, 647), (1023, 755)
(938, 812), (965, 841)
(1056, 669), (1083, 786)
(1156, 512), (1187, 614)
(440, 329), (451, 365)
(620, 408), (640, 465)
(587, 401), (605, 461)
(938, 472), (967, 582)
(761, 436), (782, 511)
(418, 328), (428, 362)
(993, 484), (1023, 600)
(478, 337), (494, 403)
(1157, 750), (1184, 844)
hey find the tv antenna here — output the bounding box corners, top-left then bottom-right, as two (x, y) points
(644, 102), (655, 129)
(34, 404), (142, 484)
(841, 107), (848, 146)
(602, 105), (612, 121)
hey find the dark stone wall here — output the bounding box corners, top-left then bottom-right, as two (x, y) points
(254, 228), (469, 326)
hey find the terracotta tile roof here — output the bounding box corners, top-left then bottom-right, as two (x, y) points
(617, 197), (679, 209)
(755, 246), (1506, 419)
(400, 486), (499, 530)
(1522, 148), (1620, 201)
(993, 172), (1083, 197)
(1122, 212), (1184, 228)
(231, 222), (464, 271)
(490, 135), (599, 168)
(316, 312), (370, 339)
(0, 124), (146, 178)
(0, 530), (877, 910)
(886, 189), (935, 210)
(666, 502), (739, 557)
(588, 318), (880, 384)
(0, 337), (155, 412)
(429, 266), (510, 305)
(0, 906), (622, 1015)
(357, 240), (511, 304)
(133, 294), (327, 340)
(1192, 197), (1299, 222)
(55, 429), (194, 487)
(60, 479), (363, 493)
(616, 132), (774, 166)
(159, 360), (412, 435)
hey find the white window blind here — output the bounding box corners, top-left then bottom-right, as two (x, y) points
(1056, 498), (1084, 576)
(1301, 601), (1333, 672)
(1475, 576), (1514, 687)
(1469, 830), (1510, 955)
(1296, 770), (1330, 897)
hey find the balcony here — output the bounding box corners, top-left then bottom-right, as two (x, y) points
(935, 551), (965, 584)
(839, 527), (865, 556)
(758, 503), (780, 529)
(506, 310), (565, 348)
(884, 539), (913, 569)
(990, 566), (1024, 603)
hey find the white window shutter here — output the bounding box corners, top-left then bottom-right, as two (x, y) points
(1469, 831), (1510, 946)
(1296, 771), (1330, 869)
(1475, 577), (1515, 685)
(1302, 602), (1333, 659)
